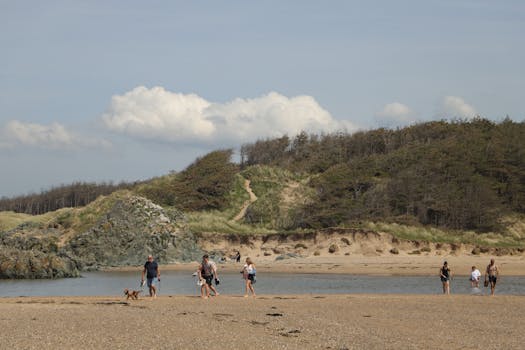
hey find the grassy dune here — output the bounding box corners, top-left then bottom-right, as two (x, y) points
(0, 209), (73, 232)
(2, 165), (524, 250)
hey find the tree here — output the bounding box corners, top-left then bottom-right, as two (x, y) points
(172, 149), (238, 211)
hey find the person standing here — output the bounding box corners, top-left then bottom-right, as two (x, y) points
(235, 251), (241, 263)
(439, 261), (451, 294)
(470, 265), (481, 288)
(242, 257), (256, 297)
(485, 258), (500, 296)
(198, 254), (220, 298)
(141, 255), (160, 298)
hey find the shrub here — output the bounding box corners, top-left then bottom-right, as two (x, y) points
(328, 244), (339, 253)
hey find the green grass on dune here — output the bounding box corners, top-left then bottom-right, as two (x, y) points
(0, 209), (76, 232)
(186, 211), (276, 235)
(221, 174), (251, 218)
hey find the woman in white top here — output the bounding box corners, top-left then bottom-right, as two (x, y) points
(242, 257), (256, 297)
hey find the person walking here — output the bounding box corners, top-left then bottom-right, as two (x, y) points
(141, 255), (160, 298)
(242, 257), (256, 297)
(470, 265), (481, 288)
(439, 261), (451, 294)
(198, 254), (220, 298)
(485, 258), (500, 296)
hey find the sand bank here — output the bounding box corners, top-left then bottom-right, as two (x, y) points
(106, 254), (525, 276)
(0, 294), (523, 349)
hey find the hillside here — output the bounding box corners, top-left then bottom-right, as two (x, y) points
(3, 118), (523, 231)
(1, 168), (523, 279)
(1, 119), (524, 278)
(240, 118), (525, 232)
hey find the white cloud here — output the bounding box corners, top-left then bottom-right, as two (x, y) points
(441, 96), (477, 119)
(375, 102), (416, 126)
(376, 102), (414, 119)
(0, 120), (111, 150)
(102, 86), (355, 144)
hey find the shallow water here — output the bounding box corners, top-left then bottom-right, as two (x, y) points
(0, 271), (523, 297)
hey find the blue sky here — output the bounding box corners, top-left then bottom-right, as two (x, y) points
(1, 0), (524, 197)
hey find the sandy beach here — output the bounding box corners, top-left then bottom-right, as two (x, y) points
(2, 255), (524, 349)
(0, 294), (524, 349)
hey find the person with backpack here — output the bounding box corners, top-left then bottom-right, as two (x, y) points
(198, 254), (220, 298)
(241, 257), (256, 297)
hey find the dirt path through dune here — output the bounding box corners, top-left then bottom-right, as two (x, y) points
(233, 178), (258, 221)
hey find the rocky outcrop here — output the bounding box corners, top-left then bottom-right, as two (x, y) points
(0, 248), (79, 279)
(64, 195), (202, 270)
(0, 194), (202, 279)
(0, 224), (79, 279)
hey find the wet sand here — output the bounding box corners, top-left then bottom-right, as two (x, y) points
(0, 294), (523, 349)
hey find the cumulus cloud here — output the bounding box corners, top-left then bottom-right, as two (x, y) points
(0, 120), (111, 150)
(441, 96), (477, 119)
(375, 102), (415, 126)
(102, 86), (355, 144)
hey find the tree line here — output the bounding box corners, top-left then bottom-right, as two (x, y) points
(0, 149), (238, 216)
(0, 181), (134, 215)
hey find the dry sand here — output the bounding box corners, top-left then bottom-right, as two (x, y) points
(108, 254), (525, 276)
(0, 294), (524, 349)
(254, 254), (525, 276)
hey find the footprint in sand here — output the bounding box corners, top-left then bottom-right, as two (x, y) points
(279, 329), (301, 337)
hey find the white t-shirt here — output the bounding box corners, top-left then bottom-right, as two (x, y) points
(471, 269), (481, 281)
(244, 263), (255, 275)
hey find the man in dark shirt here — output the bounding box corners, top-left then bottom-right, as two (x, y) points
(141, 255), (160, 298)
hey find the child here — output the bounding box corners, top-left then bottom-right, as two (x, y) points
(470, 265), (481, 288)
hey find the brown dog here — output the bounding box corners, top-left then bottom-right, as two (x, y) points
(124, 288), (141, 300)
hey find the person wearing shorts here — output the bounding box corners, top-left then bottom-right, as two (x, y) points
(485, 258), (499, 296)
(141, 255), (160, 298)
(242, 257), (256, 297)
(198, 254), (220, 298)
(439, 261), (451, 294)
